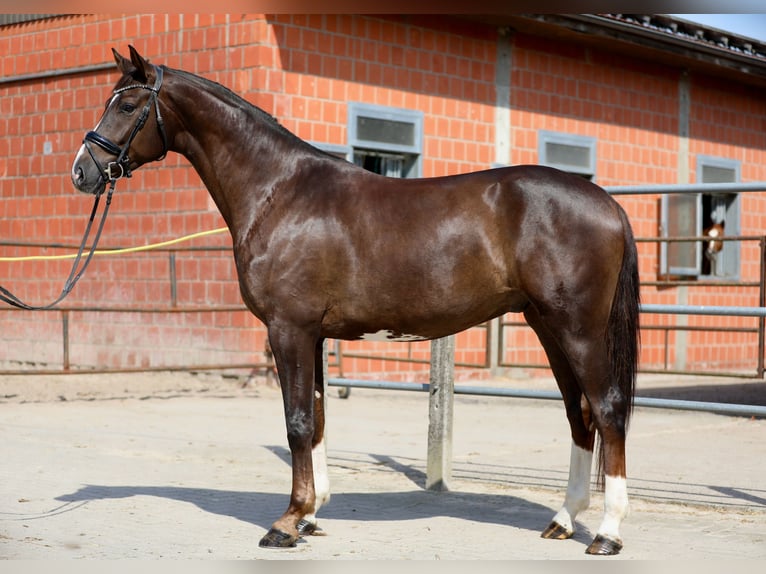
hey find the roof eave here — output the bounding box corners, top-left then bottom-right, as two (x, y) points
(461, 14), (766, 88)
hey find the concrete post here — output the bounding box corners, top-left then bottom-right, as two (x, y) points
(494, 27), (512, 167)
(322, 339), (329, 426)
(426, 335), (455, 491)
(675, 70), (691, 370)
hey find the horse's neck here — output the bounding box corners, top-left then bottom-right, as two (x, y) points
(168, 75), (302, 234)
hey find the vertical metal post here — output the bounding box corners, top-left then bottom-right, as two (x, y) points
(487, 318), (498, 371)
(62, 310), (70, 371)
(674, 70), (691, 372)
(494, 27), (512, 167)
(758, 236), (766, 378)
(496, 318), (506, 369)
(321, 338), (329, 414)
(426, 335), (455, 491)
(169, 252), (177, 307)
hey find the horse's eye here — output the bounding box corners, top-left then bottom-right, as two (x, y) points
(120, 102), (137, 114)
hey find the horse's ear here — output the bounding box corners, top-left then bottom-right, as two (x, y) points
(127, 45), (149, 83)
(112, 48), (134, 75)
(112, 46), (149, 83)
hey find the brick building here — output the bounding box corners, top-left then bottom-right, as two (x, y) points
(2, 14), (766, 380)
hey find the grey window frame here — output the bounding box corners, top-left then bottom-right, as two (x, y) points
(348, 102), (423, 178)
(538, 130), (597, 180)
(660, 193), (703, 277)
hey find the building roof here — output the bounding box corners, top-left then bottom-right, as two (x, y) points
(465, 13), (766, 88)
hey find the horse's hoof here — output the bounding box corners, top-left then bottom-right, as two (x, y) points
(585, 534), (623, 555)
(541, 520), (573, 540)
(297, 519), (325, 536)
(259, 528), (297, 548)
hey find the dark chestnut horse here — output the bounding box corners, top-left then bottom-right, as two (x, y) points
(71, 47), (640, 555)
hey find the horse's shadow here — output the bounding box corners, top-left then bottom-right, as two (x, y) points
(53, 446), (595, 548)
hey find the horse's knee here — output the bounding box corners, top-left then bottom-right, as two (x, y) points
(285, 410), (314, 448)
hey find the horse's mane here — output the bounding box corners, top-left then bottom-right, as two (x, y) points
(169, 67), (331, 155)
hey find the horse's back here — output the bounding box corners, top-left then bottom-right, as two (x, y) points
(341, 163), (624, 236)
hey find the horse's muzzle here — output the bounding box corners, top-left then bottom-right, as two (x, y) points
(71, 145), (106, 195)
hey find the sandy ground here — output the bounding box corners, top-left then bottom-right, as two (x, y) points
(0, 369), (764, 560)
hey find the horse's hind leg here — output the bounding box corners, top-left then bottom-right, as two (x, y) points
(297, 338), (331, 536)
(564, 330), (630, 555)
(525, 307), (596, 541)
(525, 306), (630, 555)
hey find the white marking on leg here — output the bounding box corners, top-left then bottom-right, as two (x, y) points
(551, 442), (593, 532)
(360, 330), (426, 342)
(313, 438), (330, 508)
(596, 475), (629, 543)
(307, 438), (330, 519)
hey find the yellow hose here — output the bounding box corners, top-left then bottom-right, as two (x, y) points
(0, 227), (229, 262)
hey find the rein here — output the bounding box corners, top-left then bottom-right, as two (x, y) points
(0, 65), (167, 311)
(0, 184), (114, 310)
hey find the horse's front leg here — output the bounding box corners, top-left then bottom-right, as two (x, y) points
(259, 325), (319, 548)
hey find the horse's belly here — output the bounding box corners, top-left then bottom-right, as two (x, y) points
(325, 285), (528, 342)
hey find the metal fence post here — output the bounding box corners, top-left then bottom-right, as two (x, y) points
(426, 335), (455, 491)
(759, 236), (766, 378)
(62, 310), (70, 371)
(169, 252), (177, 308)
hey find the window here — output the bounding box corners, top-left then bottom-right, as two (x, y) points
(660, 156), (740, 279)
(348, 103), (423, 178)
(538, 131), (596, 180)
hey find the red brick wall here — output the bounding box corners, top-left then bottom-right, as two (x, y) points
(681, 77), (766, 371)
(2, 14), (766, 378)
(504, 32), (766, 375)
(0, 14), (497, 378)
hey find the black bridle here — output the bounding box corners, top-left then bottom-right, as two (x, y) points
(83, 64), (168, 182)
(0, 65), (168, 311)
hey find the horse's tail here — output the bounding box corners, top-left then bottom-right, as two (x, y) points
(597, 206), (641, 486)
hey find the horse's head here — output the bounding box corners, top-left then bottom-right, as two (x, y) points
(71, 46), (168, 195)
